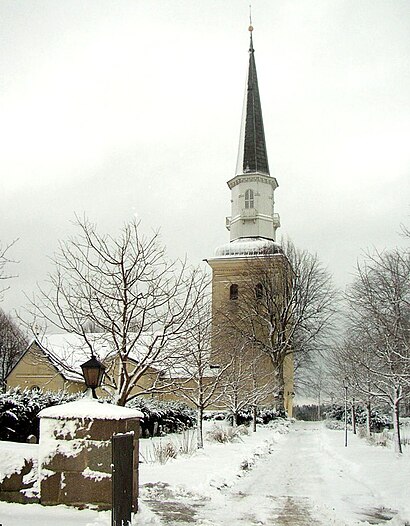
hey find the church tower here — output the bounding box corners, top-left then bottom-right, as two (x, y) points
(226, 27), (280, 246)
(207, 26), (293, 416)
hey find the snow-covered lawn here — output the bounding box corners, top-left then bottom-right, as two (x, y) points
(1, 420), (409, 525)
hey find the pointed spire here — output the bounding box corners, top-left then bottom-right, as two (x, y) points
(236, 25), (270, 176)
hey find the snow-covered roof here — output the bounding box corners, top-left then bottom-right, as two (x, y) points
(39, 399), (144, 420)
(33, 332), (152, 383)
(161, 362), (222, 380)
(30, 331), (207, 384)
(213, 237), (283, 258)
(33, 333), (115, 382)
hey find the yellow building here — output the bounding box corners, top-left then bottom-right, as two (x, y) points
(6, 333), (162, 399)
(206, 27), (293, 416)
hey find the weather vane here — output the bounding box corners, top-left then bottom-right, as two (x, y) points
(249, 4), (253, 32)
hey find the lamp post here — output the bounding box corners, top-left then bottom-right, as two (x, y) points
(81, 355), (106, 399)
(352, 396), (357, 435)
(343, 377), (348, 447)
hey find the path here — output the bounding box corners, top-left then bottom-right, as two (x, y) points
(142, 422), (402, 525)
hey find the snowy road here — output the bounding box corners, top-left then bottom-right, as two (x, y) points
(1, 421), (409, 525)
(142, 421), (409, 525)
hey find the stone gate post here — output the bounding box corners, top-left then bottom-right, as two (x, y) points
(38, 399), (143, 509)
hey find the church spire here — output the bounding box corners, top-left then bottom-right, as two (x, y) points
(236, 25), (270, 176)
(223, 23), (279, 245)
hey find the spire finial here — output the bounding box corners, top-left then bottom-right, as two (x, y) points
(248, 4), (254, 52)
(236, 8), (270, 177)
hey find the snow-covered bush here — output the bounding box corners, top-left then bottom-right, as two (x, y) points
(323, 404), (345, 421)
(126, 398), (196, 437)
(0, 388), (80, 443)
(237, 424), (249, 436)
(367, 429), (390, 447)
(323, 404), (392, 431)
(176, 428), (197, 456)
(203, 411), (226, 421)
(140, 439), (179, 464)
(206, 425), (244, 444)
(140, 429), (197, 464)
(354, 407), (392, 431)
(325, 420), (347, 431)
(357, 425), (367, 438)
(205, 407), (286, 426)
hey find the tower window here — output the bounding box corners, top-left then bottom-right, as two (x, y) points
(230, 283), (238, 300)
(245, 189), (254, 209)
(255, 283), (263, 299)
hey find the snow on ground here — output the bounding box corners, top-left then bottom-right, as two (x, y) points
(1, 420), (410, 525)
(0, 441), (38, 482)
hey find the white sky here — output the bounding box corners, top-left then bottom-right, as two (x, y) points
(1, 0), (409, 315)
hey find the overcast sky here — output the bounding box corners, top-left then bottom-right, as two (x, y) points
(1, 0), (409, 317)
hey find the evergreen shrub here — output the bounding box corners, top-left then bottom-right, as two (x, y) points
(323, 404), (392, 431)
(0, 390), (196, 443)
(126, 398), (196, 437)
(0, 388), (80, 443)
(204, 407), (286, 426)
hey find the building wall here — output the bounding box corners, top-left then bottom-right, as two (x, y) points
(6, 337), (291, 414)
(7, 343), (169, 400)
(6, 343), (83, 394)
(207, 254), (294, 416)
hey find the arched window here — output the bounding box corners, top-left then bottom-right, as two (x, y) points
(230, 283), (238, 300)
(255, 283), (263, 300)
(244, 189), (254, 209)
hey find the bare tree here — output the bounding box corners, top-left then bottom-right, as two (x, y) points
(340, 247), (410, 452)
(224, 240), (337, 411)
(298, 357), (333, 420)
(27, 217), (208, 405)
(0, 240), (18, 300)
(0, 310), (28, 390)
(330, 337), (379, 437)
(223, 338), (275, 430)
(170, 288), (231, 448)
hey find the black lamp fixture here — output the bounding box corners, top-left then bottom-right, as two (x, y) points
(81, 355), (106, 399)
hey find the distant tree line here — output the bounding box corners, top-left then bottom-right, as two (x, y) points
(0, 240), (27, 391)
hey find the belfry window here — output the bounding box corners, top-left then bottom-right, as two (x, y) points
(245, 189), (254, 209)
(230, 283), (238, 300)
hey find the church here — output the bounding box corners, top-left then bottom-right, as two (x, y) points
(206, 25), (294, 417)
(7, 26), (294, 416)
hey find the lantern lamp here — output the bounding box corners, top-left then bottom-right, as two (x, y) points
(80, 356), (106, 399)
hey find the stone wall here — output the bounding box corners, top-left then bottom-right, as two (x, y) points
(0, 443), (39, 504)
(39, 400), (142, 510)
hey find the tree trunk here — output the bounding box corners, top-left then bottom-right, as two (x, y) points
(233, 411), (238, 427)
(117, 389), (128, 407)
(366, 400), (372, 438)
(392, 390), (402, 454)
(351, 398), (356, 435)
(275, 361), (285, 413)
(252, 405), (257, 432)
(196, 406), (204, 449)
